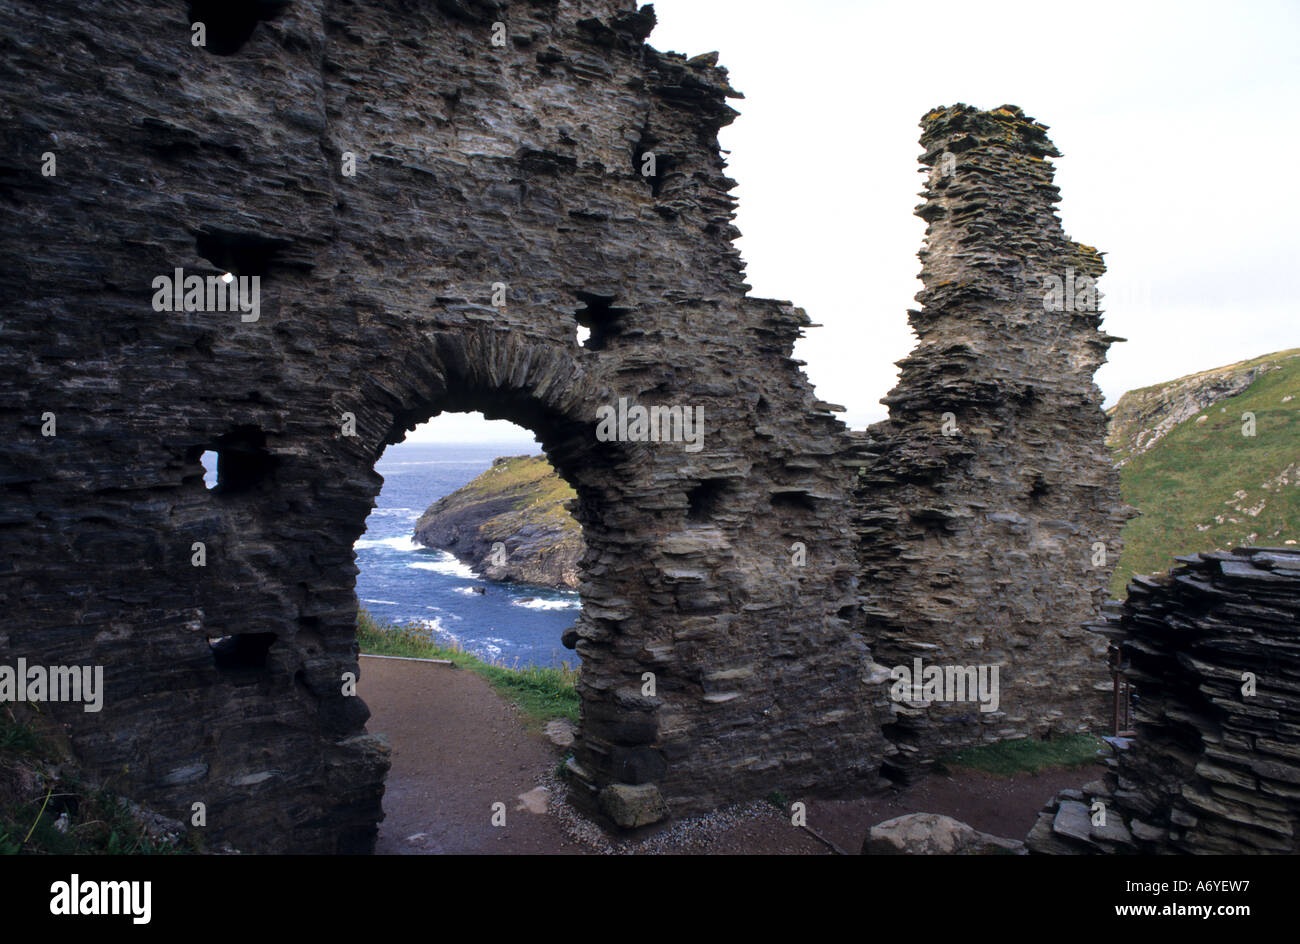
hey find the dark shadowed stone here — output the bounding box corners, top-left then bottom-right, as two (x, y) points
(609, 745), (669, 785)
(1028, 548), (1300, 855)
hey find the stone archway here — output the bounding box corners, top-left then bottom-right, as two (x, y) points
(2, 0), (881, 852)
(340, 323), (890, 833)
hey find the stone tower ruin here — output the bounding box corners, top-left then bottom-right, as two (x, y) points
(854, 105), (1132, 776)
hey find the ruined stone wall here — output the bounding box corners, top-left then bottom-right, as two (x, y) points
(853, 106), (1131, 776)
(0, 0), (888, 851)
(1028, 547), (1300, 854)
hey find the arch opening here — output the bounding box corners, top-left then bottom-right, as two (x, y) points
(342, 359), (635, 847)
(354, 411), (586, 672)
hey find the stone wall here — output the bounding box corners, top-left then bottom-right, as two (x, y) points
(1027, 547), (1300, 854)
(853, 105), (1131, 777)
(0, 0), (889, 851)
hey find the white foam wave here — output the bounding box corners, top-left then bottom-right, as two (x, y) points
(407, 552), (477, 579)
(511, 596), (580, 611)
(361, 598), (402, 606)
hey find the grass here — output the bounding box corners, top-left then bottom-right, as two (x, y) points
(1109, 350), (1300, 596)
(0, 708), (196, 855)
(357, 609), (579, 727)
(936, 733), (1105, 776)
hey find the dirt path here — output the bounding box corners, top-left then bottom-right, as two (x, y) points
(361, 655), (583, 854)
(360, 655), (1102, 854)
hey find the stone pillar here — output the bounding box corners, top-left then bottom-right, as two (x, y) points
(854, 105), (1132, 776)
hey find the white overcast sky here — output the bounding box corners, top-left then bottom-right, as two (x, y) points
(408, 0), (1298, 444)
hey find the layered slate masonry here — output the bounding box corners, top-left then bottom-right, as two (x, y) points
(853, 105), (1132, 777)
(0, 0), (890, 851)
(1027, 547), (1300, 855)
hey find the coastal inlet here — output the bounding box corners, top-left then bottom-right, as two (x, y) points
(353, 443), (582, 669)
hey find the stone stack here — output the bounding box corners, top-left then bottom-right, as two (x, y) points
(853, 105), (1132, 776)
(1028, 547), (1300, 854)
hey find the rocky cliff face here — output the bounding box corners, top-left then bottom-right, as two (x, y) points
(414, 455), (583, 590)
(853, 105), (1132, 777)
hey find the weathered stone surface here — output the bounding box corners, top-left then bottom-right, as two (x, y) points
(863, 812), (1025, 855)
(598, 782), (668, 828)
(853, 105), (1132, 775)
(544, 718), (576, 749)
(1027, 547), (1300, 854)
(0, 0), (889, 851)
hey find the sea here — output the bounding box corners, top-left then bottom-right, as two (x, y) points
(205, 441), (581, 669)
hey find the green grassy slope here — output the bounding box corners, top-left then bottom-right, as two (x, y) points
(1109, 350), (1300, 596)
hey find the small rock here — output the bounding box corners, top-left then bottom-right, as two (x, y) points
(598, 782), (668, 829)
(544, 718), (576, 748)
(863, 812), (1026, 855)
(515, 787), (547, 814)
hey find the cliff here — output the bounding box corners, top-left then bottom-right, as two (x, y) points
(413, 455), (583, 590)
(1106, 349), (1300, 595)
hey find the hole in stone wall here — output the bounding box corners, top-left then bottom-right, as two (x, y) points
(352, 412), (593, 846)
(199, 450), (219, 490)
(771, 490), (817, 512)
(686, 478), (729, 522)
(573, 291), (629, 351)
(210, 426), (277, 494)
(631, 132), (675, 198)
(194, 227), (289, 278)
(356, 412), (585, 672)
(209, 632), (276, 671)
(189, 0), (292, 56)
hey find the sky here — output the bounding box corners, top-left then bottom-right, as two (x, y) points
(407, 0), (1298, 444)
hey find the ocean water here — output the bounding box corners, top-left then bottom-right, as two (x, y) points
(355, 441), (582, 669)
(200, 441), (581, 667)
